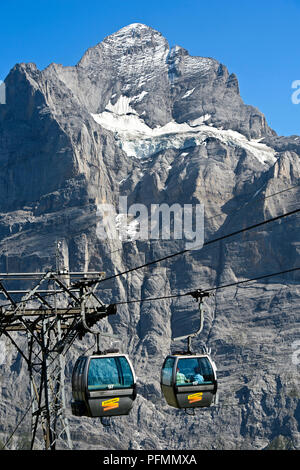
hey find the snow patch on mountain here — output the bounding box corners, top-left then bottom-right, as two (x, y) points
(92, 95), (276, 164)
(182, 88), (195, 99)
(105, 95), (137, 115)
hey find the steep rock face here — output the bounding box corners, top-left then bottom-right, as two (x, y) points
(0, 23), (299, 450)
(0, 23), (276, 213)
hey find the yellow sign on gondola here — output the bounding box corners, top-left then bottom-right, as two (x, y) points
(188, 392), (203, 404)
(102, 397), (120, 411)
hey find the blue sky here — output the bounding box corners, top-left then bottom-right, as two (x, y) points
(1, 0), (299, 136)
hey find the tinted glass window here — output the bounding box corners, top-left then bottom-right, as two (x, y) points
(177, 357), (214, 386)
(161, 357), (175, 386)
(118, 356), (135, 387)
(87, 356), (134, 390)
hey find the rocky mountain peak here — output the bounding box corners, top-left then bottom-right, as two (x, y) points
(79, 22), (169, 69)
(103, 22), (166, 44)
(3, 23), (275, 139)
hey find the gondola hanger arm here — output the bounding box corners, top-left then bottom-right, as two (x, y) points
(172, 290), (211, 353)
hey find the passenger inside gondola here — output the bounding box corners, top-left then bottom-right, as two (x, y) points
(192, 366), (204, 384)
(176, 367), (188, 385)
(176, 357), (214, 386)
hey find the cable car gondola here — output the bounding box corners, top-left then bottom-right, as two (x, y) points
(161, 352), (217, 409)
(160, 289), (218, 410)
(71, 350), (137, 418)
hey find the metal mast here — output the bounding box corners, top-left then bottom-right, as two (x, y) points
(0, 269), (116, 450)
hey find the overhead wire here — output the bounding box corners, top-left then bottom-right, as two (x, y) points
(93, 205), (300, 286)
(88, 182), (300, 285)
(90, 182), (300, 275)
(0, 183), (299, 311)
(97, 183), (300, 263)
(1, 399), (33, 450)
(205, 182), (300, 221)
(0, 204), (299, 312)
(1, 180), (299, 431)
(110, 266), (300, 306)
(1, 158), (299, 437)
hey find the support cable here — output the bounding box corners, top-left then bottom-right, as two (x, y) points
(1, 205), (299, 313)
(110, 266), (300, 306)
(1, 399), (33, 450)
(90, 206), (300, 286)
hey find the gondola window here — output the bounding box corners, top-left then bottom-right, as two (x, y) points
(88, 356), (134, 390)
(161, 357), (175, 386)
(177, 357), (214, 385)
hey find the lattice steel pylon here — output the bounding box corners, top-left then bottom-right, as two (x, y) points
(0, 269), (115, 450)
(26, 308), (72, 450)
